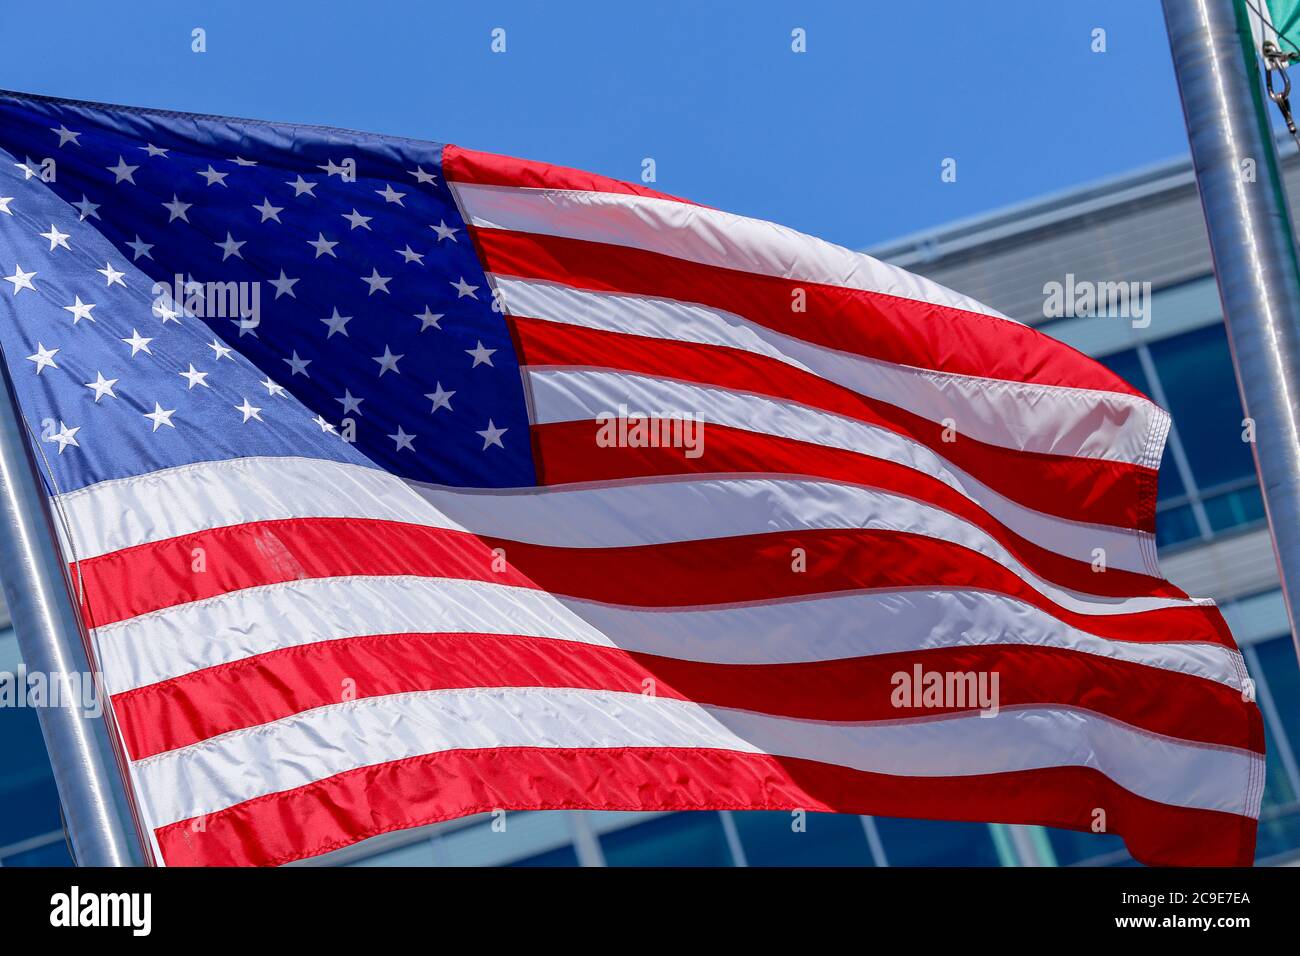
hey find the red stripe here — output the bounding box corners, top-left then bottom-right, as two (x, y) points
(528, 416), (1165, 596)
(79, 516), (1234, 648)
(113, 631), (1263, 760)
(489, 528), (1232, 647)
(512, 315), (1160, 534)
(152, 745), (1255, 866)
(475, 227), (1147, 398)
(533, 416), (1164, 574)
(444, 144), (700, 205)
(81, 517), (526, 627)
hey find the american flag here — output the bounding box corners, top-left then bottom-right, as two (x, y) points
(0, 90), (1263, 866)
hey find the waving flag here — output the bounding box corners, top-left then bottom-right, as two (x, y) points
(0, 90), (1263, 866)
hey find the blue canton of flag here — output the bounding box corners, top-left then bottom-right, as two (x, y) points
(0, 90), (534, 495)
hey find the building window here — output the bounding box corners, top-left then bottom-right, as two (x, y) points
(869, 817), (1002, 867)
(730, 811), (876, 866)
(1246, 633), (1300, 862)
(0, 832), (74, 867)
(1097, 322), (1263, 550)
(0, 697), (66, 852)
(599, 811), (737, 866)
(1045, 827), (1130, 867)
(507, 845), (581, 867)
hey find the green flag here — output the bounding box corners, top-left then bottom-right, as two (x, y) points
(1252, 0), (1300, 57)
(1269, 0), (1300, 43)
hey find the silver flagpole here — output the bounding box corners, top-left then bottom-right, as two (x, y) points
(0, 354), (146, 865)
(1163, 0), (1300, 664)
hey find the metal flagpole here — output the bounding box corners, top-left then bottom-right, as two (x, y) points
(0, 355), (146, 865)
(1163, 0), (1300, 664)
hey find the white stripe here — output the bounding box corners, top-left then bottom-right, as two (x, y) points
(497, 276), (1163, 467)
(65, 448), (1169, 615)
(92, 574), (1245, 695)
(456, 182), (1014, 323)
(528, 368), (1178, 602)
(96, 576), (599, 694)
(133, 686), (1262, 826)
(56, 456), (463, 560)
(567, 591), (1245, 687)
(57, 453), (1155, 580)
(417, 474), (1151, 576)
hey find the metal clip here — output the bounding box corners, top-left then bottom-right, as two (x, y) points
(1264, 40), (1298, 135)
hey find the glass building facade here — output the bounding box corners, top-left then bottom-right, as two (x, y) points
(3, 155), (1300, 868)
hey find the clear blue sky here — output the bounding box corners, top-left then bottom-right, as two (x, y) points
(0, 0), (1193, 249)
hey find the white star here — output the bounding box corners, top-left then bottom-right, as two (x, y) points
(141, 143), (170, 158)
(26, 343), (58, 374)
(414, 307), (443, 331)
(122, 329), (154, 356)
(431, 220), (460, 242)
(308, 233), (338, 258)
(253, 197), (284, 223)
(126, 235), (154, 260)
(389, 426), (416, 452)
(97, 262), (126, 287)
(476, 419), (508, 450)
(234, 398), (263, 423)
(408, 166), (437, 185)
(84, 372), (118, 402)
(372, 345), (403, 377)
(318, 158), (350, 177)
(179, 364), (210, 389)
(62, 297), (96, 324)
(337, 389), (364, 416)
(321, 308), (353, 338)
(107, 156), (139, 184)
(208, 339), (234, 361)
(376, 184), (406, 205)
(284, 350), (312, 377)
(143, 403), (176, 432)
(311, 415), (337, 433)
(47, 421), (80, 454)
(197, 165), (229, 187)
(396, 245), (425, 265)
(5, 265), (36, 295)
(14, 157), (38, 180)
(39, 225), (71, 252)
(286, 175), (318, 197)
(51, 125), (81, 147)
(162, 194), (192, 222)
(425, 383), (454, 413)
(156, 295), (184, 321)
(361, 268), (392, 295)
(342, 208), (372, 231)
(269, 269), (299, 298)
(231, 317), (258, 339)
(260, 377), (286, 398)
(466, 340), (496, 367)
(0, 196), (12, 215)
(71, 195), (101, 221)
(231, 156), (258, 167)
(152, 298), (181, 324)
(215, 232), (245, 260)
(451, 276), (479, 298)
